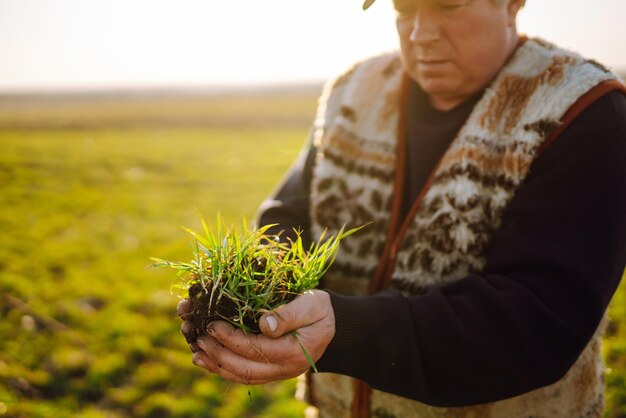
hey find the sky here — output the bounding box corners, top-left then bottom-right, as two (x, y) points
(0, 0), (625, 92)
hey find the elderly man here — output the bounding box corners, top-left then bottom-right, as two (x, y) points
(181, 0), (626, 416)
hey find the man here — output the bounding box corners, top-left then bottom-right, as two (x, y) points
(180, 0), (626, 416)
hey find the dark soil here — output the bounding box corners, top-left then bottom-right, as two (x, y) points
(185, 281), (264, 342)
(183, 255), (297, 341)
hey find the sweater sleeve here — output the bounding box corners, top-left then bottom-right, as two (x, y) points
(256, 61), (360, 245)
(315, 90), (626, 406)
(256, 132), (316, 246)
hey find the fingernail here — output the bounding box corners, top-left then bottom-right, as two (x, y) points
(197, 339), (207, 351)
(193, 358), (206, 368)
(177, 299), (192, 318)
(266, 315), (278, 332)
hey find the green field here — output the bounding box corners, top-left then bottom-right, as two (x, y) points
(0, 126), (311, 418)
(0, 92), (625, 417)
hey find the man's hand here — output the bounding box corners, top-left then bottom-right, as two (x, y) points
(177, 290), (335, 384)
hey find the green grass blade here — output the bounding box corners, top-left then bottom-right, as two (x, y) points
(291, 331), (317, 373)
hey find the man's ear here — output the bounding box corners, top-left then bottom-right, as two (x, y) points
(506, 0), (525, 26)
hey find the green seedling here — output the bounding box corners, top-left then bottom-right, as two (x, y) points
(151, 214), (361, 372)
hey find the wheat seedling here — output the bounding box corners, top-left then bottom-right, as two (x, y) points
(151, 214), (361, 371)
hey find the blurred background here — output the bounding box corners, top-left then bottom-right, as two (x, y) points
(0, 0), (625, 417)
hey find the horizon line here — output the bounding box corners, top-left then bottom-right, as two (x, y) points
(2, 65), (625, 97)
(0, 79), (329, 97)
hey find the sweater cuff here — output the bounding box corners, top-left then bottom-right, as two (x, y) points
(315, 289), (400, 375)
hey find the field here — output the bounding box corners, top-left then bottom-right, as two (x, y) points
(0, 89), (625, 417)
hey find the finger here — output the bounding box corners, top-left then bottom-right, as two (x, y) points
(196, 334), (305, 382)
(206, 320), (299, 362)
(181, 320), (192, 335)
(191, 350), (270, 385)
(177, 299), (192, 319)
(180, 320), (198, 344)
(259, 290), (333, 338)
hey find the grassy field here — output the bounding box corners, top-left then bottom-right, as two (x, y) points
(0, 125), (312, 418)
(0, 86), (321, 129)
(0, 91), (625, 417)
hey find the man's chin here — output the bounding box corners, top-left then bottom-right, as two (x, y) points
(416, 78), (458, 97)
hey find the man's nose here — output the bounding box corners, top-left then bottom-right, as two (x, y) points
(409, 12), (441, 44)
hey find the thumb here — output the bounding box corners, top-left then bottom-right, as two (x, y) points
(259, 290), (331, 338)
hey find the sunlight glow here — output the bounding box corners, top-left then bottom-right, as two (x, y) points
(0, 0), (624, 92)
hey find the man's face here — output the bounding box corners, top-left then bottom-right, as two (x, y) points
(395, 0), (520, 110)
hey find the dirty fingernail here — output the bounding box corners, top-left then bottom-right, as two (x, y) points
(206, 322), (217, 335)
(177, 299), (192, 317)
(197, 339), (207, 351)
(266, 315), (278, 332)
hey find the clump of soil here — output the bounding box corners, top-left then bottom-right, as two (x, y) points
(151, 216), (360, 343)
(184, 282), (266, 342)
(184, 282), (244, 342)
(183, 256), (293, 342)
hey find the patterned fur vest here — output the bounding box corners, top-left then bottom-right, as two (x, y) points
(305, 38), (622, 418)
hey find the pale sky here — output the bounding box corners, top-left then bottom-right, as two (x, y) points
(0, 0), (624, 92)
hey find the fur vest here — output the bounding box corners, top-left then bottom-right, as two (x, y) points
(305, 38), (622, 418)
